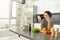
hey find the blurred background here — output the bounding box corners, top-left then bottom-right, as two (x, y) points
(0, 0), (60, 40)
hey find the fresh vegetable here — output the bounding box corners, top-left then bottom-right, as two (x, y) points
(46, 30), (51, 35)
(42, 27), (46, 31)
(40, 27), (47, 33)
(41, 27), (51, 35)
(32, 28), (40, 33)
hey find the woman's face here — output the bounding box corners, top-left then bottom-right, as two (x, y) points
(44, 13), (50, 19)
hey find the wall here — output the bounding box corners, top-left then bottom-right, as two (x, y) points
(33, 0), (60, 14)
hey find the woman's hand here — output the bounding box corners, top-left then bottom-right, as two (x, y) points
(46, 18), (51, 30)
(37, 16), (41, 22)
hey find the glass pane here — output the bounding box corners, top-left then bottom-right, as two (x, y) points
(11, 19), (16, 24)
(0, 0), (9, 18)
(11, 19), (16, 28)
(0, 19), (9, 28)
(12, 1), (17, 17)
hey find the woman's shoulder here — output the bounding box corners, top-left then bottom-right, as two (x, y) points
(42, 18), (46, 21)
(42, 18), (46, 22)
(42, 18), (53, 22)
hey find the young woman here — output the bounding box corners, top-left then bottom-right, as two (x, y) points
(37, 11), (53, 30)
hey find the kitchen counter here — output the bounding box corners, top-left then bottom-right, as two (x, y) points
(9, 28), (60, 40)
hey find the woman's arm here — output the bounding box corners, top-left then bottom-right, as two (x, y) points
(48, 22), (51, 30)
(37, 16), (41, 22)
(40, 20), (44, 29)
(37, 16), (44, 29)
(47, 18), (53, 30)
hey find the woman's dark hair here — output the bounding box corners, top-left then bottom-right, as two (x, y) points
(44, 11), (52, 18)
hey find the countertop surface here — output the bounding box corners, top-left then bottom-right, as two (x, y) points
(9, 28), (60, 40)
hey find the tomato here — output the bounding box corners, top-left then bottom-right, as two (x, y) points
(46, 30), (51, 35)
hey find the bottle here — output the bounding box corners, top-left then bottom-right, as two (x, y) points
(29, 23), (31, 32)
(51, 28), (55, 37)
(55, 28), (59, 38)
